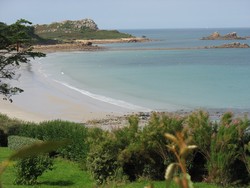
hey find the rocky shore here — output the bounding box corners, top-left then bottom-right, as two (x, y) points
(33, 37), (150, 53)
(76, 37), (150, 44)
(33, 43), (103, 53)
(201, 32), (246, 40)
(85, 110), (250, 130)
(205, 42), (250, 49)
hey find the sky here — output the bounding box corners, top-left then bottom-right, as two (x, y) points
(0, 0), (249, 29)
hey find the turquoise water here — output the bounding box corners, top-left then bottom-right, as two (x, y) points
(38, 29), (250, 111)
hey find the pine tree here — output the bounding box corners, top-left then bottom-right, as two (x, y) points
(0, 19), (45, 102)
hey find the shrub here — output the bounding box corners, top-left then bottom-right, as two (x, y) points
(8, 135), (42, 150)
(116, 114), (185, 181)
(17, 120), (89, 161)
(86, 116), (141, 184)
(14, 155), (53, 185)
(185, 111), (214, 180)
(86, 113), (186, 184)
(8, 135), (53, 185)
(86, 139), (120, 185)
(0, 113), (23, 146)
(185, 111), (213, 160)
(142, 112), (184, 159)
(207, 112), (249, 186)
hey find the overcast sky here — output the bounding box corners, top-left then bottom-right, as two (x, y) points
(0, 0), (249, 29)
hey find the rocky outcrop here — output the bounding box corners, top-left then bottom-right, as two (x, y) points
(33, 19), (135, 41)
(205, 42), (250, 49)
(201, 32), (246, 40)
(33, 42), (103, 53)
(35, 18), (98, 34)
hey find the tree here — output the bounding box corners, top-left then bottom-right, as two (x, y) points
(0, 19), (45, 102)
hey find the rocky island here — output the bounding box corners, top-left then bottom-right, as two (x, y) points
(204, 42), (250, 49)
(201, 32), (246, 40)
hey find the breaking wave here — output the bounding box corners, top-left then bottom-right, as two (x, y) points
(53, 80), (151, 112)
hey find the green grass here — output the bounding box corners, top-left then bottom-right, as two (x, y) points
(0, 147), (94, 187)
(0, 147), (222, 188)
(36, 29), (133, 40)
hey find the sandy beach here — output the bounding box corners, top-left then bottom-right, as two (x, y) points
(0, 38), (152, 123)
(0, 61), (136, 123)
(1, 36), (250, 125)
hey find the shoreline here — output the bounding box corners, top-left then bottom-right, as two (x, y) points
(33, 42), (250, 54)
(1, 37), (250, 125)
(1, 61), (249, 125)
(33, 37), (150, 53)
(0, 62), (136, 123)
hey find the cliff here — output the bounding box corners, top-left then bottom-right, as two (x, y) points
(201, 32), (246, 40)
(35, 19), (98, 34)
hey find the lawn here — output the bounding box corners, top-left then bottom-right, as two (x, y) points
(0, 147), (94, 188)
(0, 147), (221, 187)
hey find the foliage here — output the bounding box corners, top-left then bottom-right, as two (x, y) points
(1, 111), (250, 186)
(0, 141), (68, 187)
(241, 122), (250, 176)
(207, 112), (249, 186)
(185, 111), (213, 161)
(140, 112), (185, 164)
(16, 120), (89, 161)
(9, 137), (68, 185)
(86, 114), (186, 184)
(128, 113), (186, 180)
(0, 19), (45, 101)
(86, 139), (121, 185)
(165, 132), (197, 188)
(14, 155), (53, 185)
(8, 135), (42, 150)
(0, 114), (23, 147)
(0, 147), (95, 188)
(0, 147), (220, 188)
(184, 111), (214, 181)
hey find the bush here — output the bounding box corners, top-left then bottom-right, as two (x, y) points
(86, 116), (140, 184)
(3, 111), (250, 186)
(86, 140), (120, 185)
(207, 112), (249, 186)
(8, 135), (53, 185)
(185, 111), (214, 180)
(14, 155), (53, 185)
(8, 135), (42, 150)
(16, 120), (89, 161)
(0, 113), (23, 146)
(86, 114), (186, 184)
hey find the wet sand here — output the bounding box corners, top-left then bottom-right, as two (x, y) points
(0, 62), (134, 123)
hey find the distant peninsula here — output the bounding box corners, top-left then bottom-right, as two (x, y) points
(201, 32), (246, 40)
(32, 18), (149, 52)
(34, 18), (135, 41)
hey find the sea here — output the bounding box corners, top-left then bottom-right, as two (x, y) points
(37, 28), (250, 112)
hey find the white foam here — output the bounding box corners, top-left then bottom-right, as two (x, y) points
(53, 80), (151, 111)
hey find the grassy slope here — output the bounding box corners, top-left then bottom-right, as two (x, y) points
(0, 147), (221, 188)
(35, 29), (133, 41)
